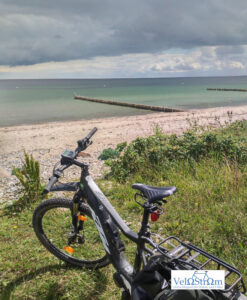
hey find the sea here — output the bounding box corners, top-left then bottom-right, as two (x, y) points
(1, 76), (247, 127)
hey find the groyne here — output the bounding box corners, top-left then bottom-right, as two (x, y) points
(207, 88), (247, 92)
(74, 95), (183, 112)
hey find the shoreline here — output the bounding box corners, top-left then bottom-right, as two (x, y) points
(1, 101), (247, 129)
(0, 103), (246, 129)
(1, 104), (247, 203)
(0, 110), (153, 129)
(0, 102), (246, 131)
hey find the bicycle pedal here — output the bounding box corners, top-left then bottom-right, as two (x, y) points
(77, 235), (85, 244)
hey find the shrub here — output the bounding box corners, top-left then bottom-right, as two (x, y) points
(98, 142), (127, 161)
(12, 152), (45, 207)
(103, 120), (247, 182)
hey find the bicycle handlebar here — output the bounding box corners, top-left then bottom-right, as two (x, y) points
(76, 127), (97, 151)
(86, 127), (97, 140)
(42, 176), (58, 194)
(42, 127), (97, 194)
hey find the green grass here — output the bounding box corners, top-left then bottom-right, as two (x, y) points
(1, 120), (247, 299)
(0, 205), (121, 300)
(99, 157), (247, 274)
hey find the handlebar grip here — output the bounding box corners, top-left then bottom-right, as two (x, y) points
(86, 127), (97, 140)
(42, 176), (58, 195)
(76, 127), (98, 152)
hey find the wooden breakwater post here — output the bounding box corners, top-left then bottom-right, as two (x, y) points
(74, 95), (183, 112)
(207, 88), (247, 92)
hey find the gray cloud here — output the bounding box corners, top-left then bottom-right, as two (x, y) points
(216, 45), (245, 55)
(1, 0), (247, 66)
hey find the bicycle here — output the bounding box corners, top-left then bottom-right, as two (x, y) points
(33, 127), (247, 299)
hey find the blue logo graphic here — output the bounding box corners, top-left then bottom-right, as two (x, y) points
(172, 270), (225, 290)
(190, 271), (214, 285)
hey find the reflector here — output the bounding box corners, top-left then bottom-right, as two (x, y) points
(64, 246), (74, 254)
(78, 215), (86, 221)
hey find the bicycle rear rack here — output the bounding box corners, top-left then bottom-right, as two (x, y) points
(147, 234), (246, 297)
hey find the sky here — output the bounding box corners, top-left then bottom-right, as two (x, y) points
(1, 0), (247, 79)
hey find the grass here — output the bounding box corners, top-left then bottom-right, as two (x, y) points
(0, 204), (121, 300)
(1, 119), (247, 299)
(98, 157), (247, 275)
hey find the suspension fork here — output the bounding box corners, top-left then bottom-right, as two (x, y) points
(67, 190), (85, 246)
(71, 191), (80, 229)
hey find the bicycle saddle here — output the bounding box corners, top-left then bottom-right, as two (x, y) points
(132, 183), (177, 203)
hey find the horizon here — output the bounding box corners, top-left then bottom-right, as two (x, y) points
(1, 74), (247, 81)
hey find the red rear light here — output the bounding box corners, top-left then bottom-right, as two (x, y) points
(151, 211), (160, 222)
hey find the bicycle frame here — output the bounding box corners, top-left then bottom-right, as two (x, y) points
(80, 164), (151, 293)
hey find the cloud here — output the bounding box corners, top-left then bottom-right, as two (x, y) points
(1, 0), (247, 67)
(1, 46), (247, 78)
(216, 46), (245, 57)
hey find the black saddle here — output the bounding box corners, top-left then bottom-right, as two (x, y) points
(132, 183), (177, 203)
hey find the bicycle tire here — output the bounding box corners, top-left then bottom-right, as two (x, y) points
(32, 198), (110, 268)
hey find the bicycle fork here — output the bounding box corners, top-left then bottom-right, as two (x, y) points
(65, 192), (86, 253)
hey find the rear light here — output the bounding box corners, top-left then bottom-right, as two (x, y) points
(151, 211), (160, 222)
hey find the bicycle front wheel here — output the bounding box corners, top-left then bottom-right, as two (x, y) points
(32, 198), (109, 268)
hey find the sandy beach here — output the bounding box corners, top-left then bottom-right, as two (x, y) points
(1, 105), (247, 203)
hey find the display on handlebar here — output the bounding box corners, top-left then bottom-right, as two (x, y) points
(61, 150), (76, 165)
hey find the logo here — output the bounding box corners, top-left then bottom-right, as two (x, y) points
(171, 270), (225, 290)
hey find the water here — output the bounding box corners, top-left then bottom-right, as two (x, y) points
(1, 77), (247, 126)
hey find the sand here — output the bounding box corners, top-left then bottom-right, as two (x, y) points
(1, 105), (247, 203)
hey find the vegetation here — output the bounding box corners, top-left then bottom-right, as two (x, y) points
(0, 120), (247, 299)
(12, 152), (45, 208)
(98, 142), (127, 161)
(105, 120), (247, 182)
